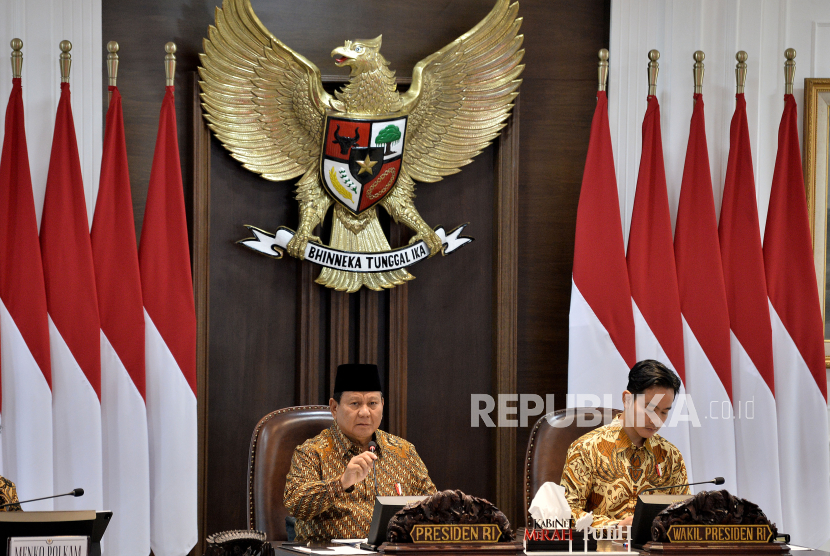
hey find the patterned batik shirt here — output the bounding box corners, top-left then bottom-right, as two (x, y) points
(0, 476), (21, 511)
(561, 415), (689, 527)
(284, 423), (437, 542)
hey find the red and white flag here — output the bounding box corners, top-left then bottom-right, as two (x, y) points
(719, 93), (782, 525)
(568, 90), (636, 404)
(40, 82), (103, 510)
(0, 76), (54, 508)
(91, 86), (150, 555)
(763, 93), (830, 547)
(627, 95), (693, 478)
(139, 85), (197, 556)
(673, 94), (737, 492)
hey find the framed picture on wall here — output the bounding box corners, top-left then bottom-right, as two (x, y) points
(803, 78), (830, 367)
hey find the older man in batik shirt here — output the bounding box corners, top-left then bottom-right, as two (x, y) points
(562, 360), (690, 529)
(285, 364), (436, 542)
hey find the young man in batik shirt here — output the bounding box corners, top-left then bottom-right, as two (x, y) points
(562, 360), (689, 529)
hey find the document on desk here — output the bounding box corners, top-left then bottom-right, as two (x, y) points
(283, 545), (377, 555)
(330, 539), (368, 547)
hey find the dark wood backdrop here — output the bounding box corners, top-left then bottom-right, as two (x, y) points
(102, 0), (610, 550)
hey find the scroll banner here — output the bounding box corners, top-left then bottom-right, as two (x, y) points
(238, 224), (473, 272)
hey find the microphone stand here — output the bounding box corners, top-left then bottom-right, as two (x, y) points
(640, 477), (725, 496)
(0, 488), (84, 510)
(368, 442), (379, 496)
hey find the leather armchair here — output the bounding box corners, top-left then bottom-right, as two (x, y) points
(247, 405), (334, 541)
(523, 407), (621, 526)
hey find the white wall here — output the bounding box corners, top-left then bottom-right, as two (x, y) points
(610, 0), (830, 243)
(0, 0), (102, 227)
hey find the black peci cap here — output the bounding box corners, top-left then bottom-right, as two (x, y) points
(334, 363), (383, 394)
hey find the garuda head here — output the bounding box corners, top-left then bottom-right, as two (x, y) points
(331, 35), (387, 78)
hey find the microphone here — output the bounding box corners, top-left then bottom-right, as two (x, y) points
(368, 441), (379, 496)
(640, 477), (725, 496)
(0, 487), (84, 510)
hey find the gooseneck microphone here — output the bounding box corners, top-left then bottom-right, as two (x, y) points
(368, 441), (379, 496)
(640, 477), (725, 495)
(0, 487), (84, 510)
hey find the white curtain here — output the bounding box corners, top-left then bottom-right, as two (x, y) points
(0, 0), (102, 225)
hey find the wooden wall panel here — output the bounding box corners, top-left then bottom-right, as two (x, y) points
(191, 73), (212, 552)
(406, 147), (496, 502)
(328, 290), (350, 396)
(297, 262), (320, 406)
(514, 1), (612, 525)
(204, 141), (300, 533)
(359, 290), (379, 364)
(494, 99), (520, 524)
(102, 0), (611, 543)
(201, 52), (316, 537)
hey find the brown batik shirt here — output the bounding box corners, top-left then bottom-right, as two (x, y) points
(284, 423), (437, 542)
(0, 476), (21, 511)
(561, 415), (689, 527)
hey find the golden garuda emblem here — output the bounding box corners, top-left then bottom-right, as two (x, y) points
(199, 0), (523, 292)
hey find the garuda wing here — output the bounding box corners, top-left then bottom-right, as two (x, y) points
(198, 0), (332, 182)
(382, 0), (522, 256)
(400, 0), (524, 183)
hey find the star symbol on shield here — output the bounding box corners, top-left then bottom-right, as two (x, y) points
(356, 154), (378, 175)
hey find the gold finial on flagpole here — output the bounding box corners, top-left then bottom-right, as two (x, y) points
(647, 49), (660, 96)
(693, 50), (705, 95)
(784, 48), (796, 95)
(165, 42), (176, 87)
(10, 39), (22, 79)
(598, 49), (609, 92)
(59, 40), (72, 83)
(107, 41), (119, 105)
(735, 51), (748, 94)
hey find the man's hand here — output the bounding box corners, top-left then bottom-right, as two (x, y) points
(340, 451), (377, 490)
(617, 515), (633, 536)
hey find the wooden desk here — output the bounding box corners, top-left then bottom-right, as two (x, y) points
(597, 540), (830, 554)
(378, 541), (524, 556)
(272, 541), (830, 555)
(273, 542), (524, 556)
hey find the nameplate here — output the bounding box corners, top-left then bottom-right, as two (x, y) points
(667, 524), (773, 543)
(8, 536), (89, 556)
(410, 524), (502, 543)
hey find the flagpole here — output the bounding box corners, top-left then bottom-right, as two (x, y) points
(567, 45), (636, 413)
(43, 36), (105, 516)
(598, 48), (608, 92)
(165, 42), (176, 87)
(107, 41), (119, 106)
(95, 38), (152, 554)
(629, 45), (696, 481)
(59, 40), (71, 83)
(141, 38), (198, 556)
(647, 49), (659, 97)
(10, 38), (22, 79)
(693, 51), (704, 96)
(720, 45), (785, 527)
(735, 51), (747, 95)
(784, 48), (796, 95)
(1, 34), (58, 511)
(764, 43), (830, 547)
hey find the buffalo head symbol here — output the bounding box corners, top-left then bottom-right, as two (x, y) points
(332, 125), (360, 155)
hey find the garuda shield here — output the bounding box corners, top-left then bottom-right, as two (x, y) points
(321, 115), (407, 214)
